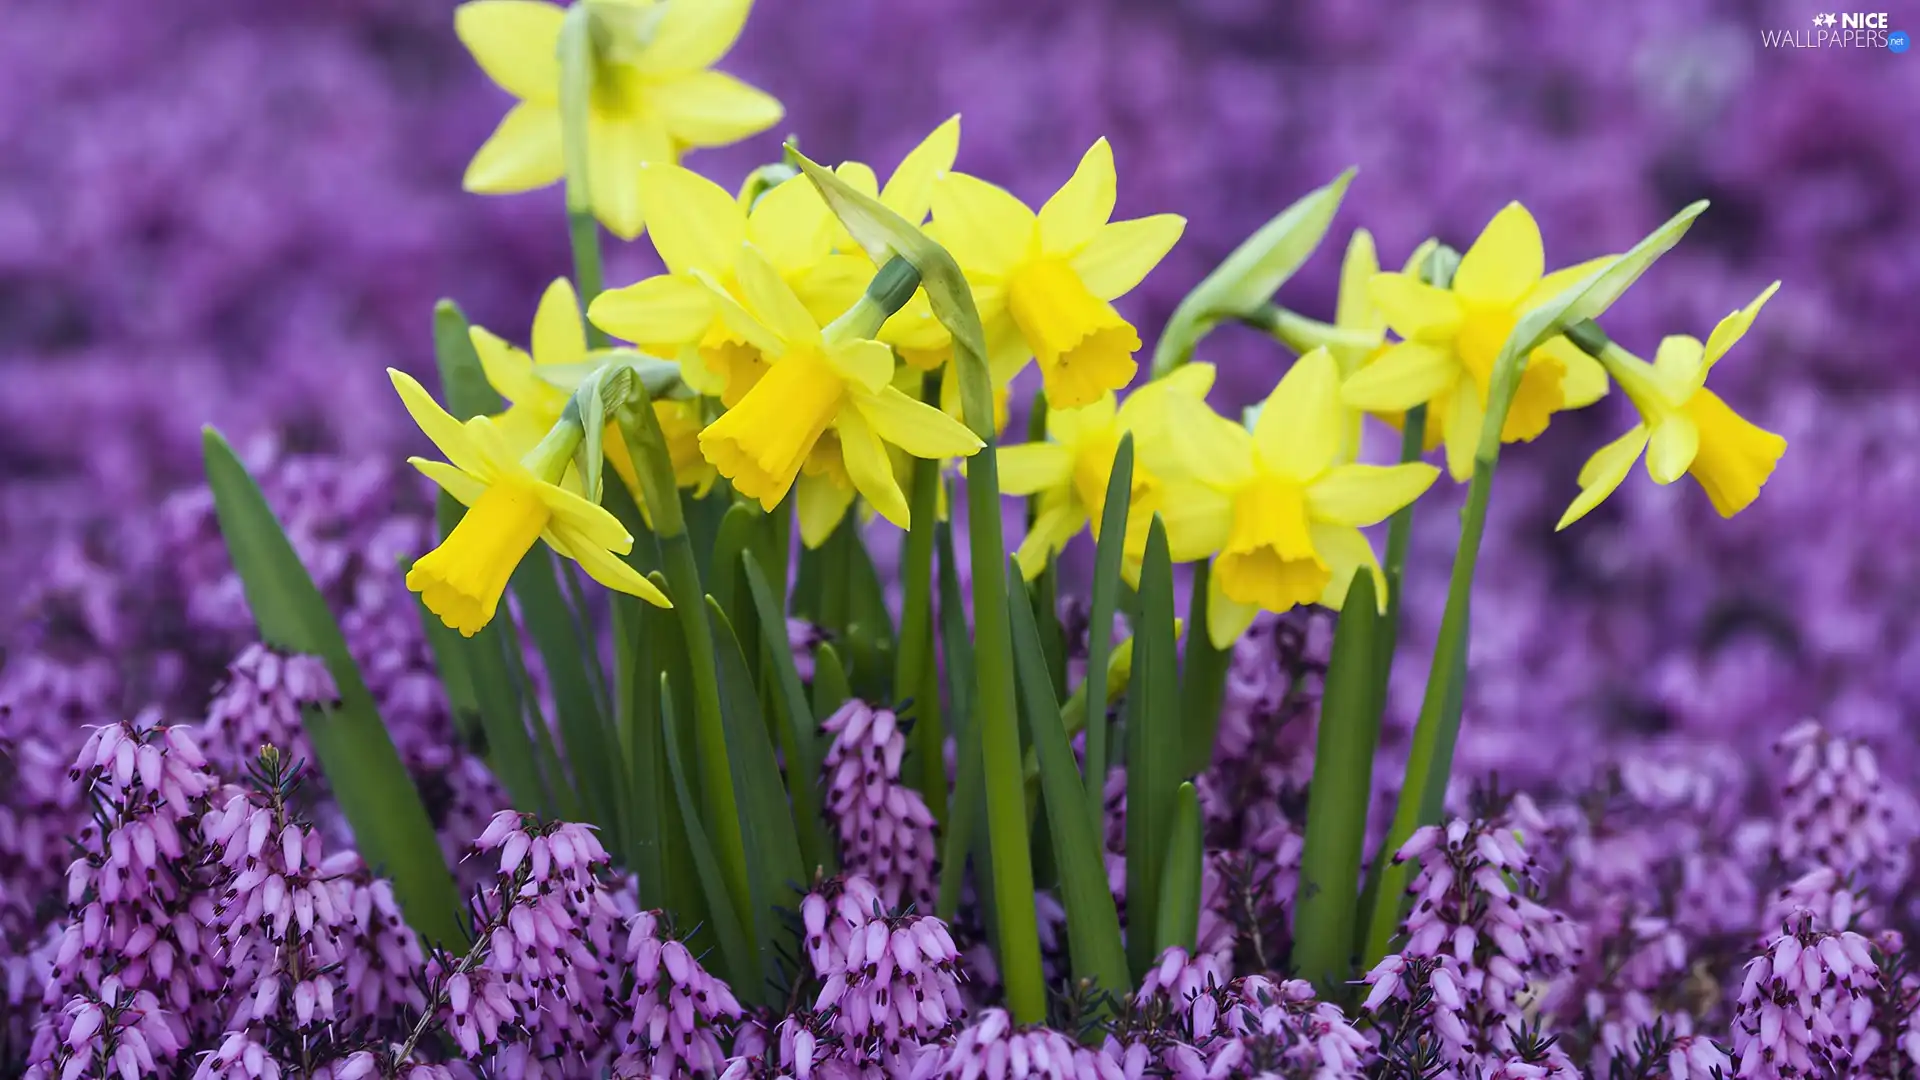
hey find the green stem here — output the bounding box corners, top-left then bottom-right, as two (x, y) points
(557, 5), (608, 348)
(1178, 561), (1233, 777)
(897, 372), (947, 823)
(615, 393), (748, 932)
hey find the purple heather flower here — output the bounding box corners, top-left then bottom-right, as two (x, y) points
(802, 876), (966, 1066)
(819, 701), (938, 913)
(611, 910), (742, 1078)
(200, 645), (338, 778)
(1774, 719), (1918, 894)
(1731, 910), (1880, 1078)
(926, 1008), (1095, 1079)
(28, 976), (186, 1080)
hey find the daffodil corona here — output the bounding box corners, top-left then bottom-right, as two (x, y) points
(930, 139), (1185, 409)
(391, 369), (671, 636)
(455, 0), (783, 239)
(1557, 284), (1787, 529)
(1339, 203), (1611, 480)
(1152, 350), (1440, 648)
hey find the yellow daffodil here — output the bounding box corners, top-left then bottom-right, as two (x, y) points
(929, 139), (1185, 409)
(589, 163), (869, 405)
(998, 363), (1215, 581)
(693, 245), (984, 522)
(1557, 283), (1786, 529)
(390, 369), (670, 636)
(470, 278), (715, 510)
(1151, 349), (1440, 648)
(455, 0), (782, 239)
(1339, 203), (1612, 480)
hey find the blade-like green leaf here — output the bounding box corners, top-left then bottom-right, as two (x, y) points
(1125, 516), (1183, 980)
(935, 512), (981, 922)
(1153, 169), (1356, 376)
(661, 675), (753, 986)
(742, 552), (835, 877)
(203, 429), (461, 946)
(512, 552), (616, 830)
(1082, 434), (1132, 830)
(1008, 576), (1131, 1003)
(1178, 562), (1233, 777)
(710, 503), (761, 621)
(1155, 783), (1202, 958)
(431, 300), (504, 418)
(812, 643), (851, 721)
(896, 374), (946, 822)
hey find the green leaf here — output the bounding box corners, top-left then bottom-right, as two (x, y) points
(1178, 561), (1233, 777)
(812, 643), (851, 721)
(710, 503), (761, 621)
(511, 552), (616, 831)
(708, 599), (806, 1000)
(1153, 169), (1356, 376)
(1292, 572), (1384, 993)
(203, 429), (461, 946)
(1082, 434), (1132, 830)
(1125, 515), (1183, 981)
(935, 513), (982, 922)
(431, 300), (504, 418)
(741, 552), (836, 878)
(1008, 575), (1131, 1004)
(660, 674), (754, 987)
(1155, 782), (1202, 958)
(896, 374), (947, 823)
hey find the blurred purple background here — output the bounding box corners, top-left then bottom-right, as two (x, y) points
(3, 0), (1917, 782)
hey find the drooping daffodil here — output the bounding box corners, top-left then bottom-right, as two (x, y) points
(1557, 283), (1786, 529)
(456, 0), (783, 239)
(470, 278), (715, 507)
(391, 369), (671, 636)
(1339, 202), (1612, 481)
(1151, 349), (1440, 648)
(998, 363), (1216, 582)
(930, 139), (1185, 409)
(589, 163), (869, 406)
(694, 245), (984, 522)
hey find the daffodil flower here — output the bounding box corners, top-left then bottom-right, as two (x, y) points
(1151, 349), (1440, 648)
(929, 139), (1185, 409)
(1339, 203), (1612, 481)
(391, 369), (671, 636)
(1557, 284), (1787, 529)
(471, 278), (714, 508)
(693, 245), (984, 522)
(998, 363), (1215, 581)
(455, 0), (782, 239)
(588, 163), (869, 406)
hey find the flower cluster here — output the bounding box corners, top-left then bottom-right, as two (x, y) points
(819, 701), (939, 912)
(801, 875), (966, 1066)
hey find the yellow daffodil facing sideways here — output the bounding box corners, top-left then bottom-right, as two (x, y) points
(471, 278), (715, 506)
(589, 163), (870, 406)
(930, 139), (1185, 409)
(1153, 349), (1440, 648)
(1339, 203), (1612, 481)
(693, 245), (984, 522)
(1558, 283), (1787, 529)
(456, 0), (782, 239)
(999, 363), (1216, 582)
(390, 370), (671, 636)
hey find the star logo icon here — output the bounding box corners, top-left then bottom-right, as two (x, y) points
(1823, 13), (1839, 25)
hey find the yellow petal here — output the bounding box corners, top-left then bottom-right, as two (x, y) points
(1369, 274), (1464, 342)
(734, 244), (822, 347)
(533, 477), (633, 553)
(1540, 336), (1609, 409)
(1165, 399), (1254, 491)
(854, 385), (984, 458)
(1442, 385), (1484, 482)
(1519, 255), (1618, 312)
(830, 340), (897, 396)
(649, 70), (784, 150)
(837, 409), (910, 529)
(1310, 523), (1387, 614)
(746, 176), (834, 272)
(1015, 503), (1084, 581)
(530, 278), (586, 366)
(588, 273), (714, 347)
(1684, 390), (1785, 517)
(463, 102), (564, 194)
(1306, 463), (1440, 527)
(1703, 281), (1781, 369)
(410, 457), (487, 507)
(1646, 416), (1700, 484)
(1556, 425), (1649, 530)
(547, 525), (673, 608)
(929, 172), (1036, 279)
(638, 163), (746, 275)
(1339, 341), (1458, 412)
(455, 1), (564, 104)
(1252, 348), (1342, 482)
(588, 115), (671, 241)
(1650, 335), (1706, 405)
(1157, 481), (1235, 563)
(1071, 215), (1185, 302)
(689, 268), (785, 357)
(1336, 229), (1383, 333)
(391, 369), (494, 479)
(834, 161), (881, 201)
(996, 443), (1073, 496)
(1205, 567), (1261, 650)
(1038, 138), (1116, 255)
(636, 0), (750, 75)
(469, 327), (544, 405)
(880, 115), (961, 223)
(796, 469), (856, 549)
(1453, 202), (1544, 307)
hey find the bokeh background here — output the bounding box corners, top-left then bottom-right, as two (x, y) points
(4, 0), (1917, 789)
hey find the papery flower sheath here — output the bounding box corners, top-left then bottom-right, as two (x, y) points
(1340, 202), (1613, 480)
(1151, 349), (1439, 647)
(1557, 284), (1787, 528)
(391, 369), (670, 635)
(930, 138), (1185, 409)
(456, 0), (783, 239)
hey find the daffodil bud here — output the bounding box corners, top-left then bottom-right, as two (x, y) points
(523, 410), (587, 487)
(566, 362), (638, 503)
(737, 160), (802, 211)
(823, 256), (922, 344)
